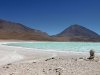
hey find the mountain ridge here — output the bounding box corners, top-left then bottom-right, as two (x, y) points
(56, 24), (99, 38)
(0, 19), (54, 41)
(0, 19), (100, 42)
(54, 24), (100, 42)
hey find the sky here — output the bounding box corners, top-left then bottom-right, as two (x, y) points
(0, 0), (100, 35)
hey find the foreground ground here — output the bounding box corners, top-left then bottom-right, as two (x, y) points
(0, 41), (100, 75)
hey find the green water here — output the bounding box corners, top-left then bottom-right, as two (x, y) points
(6, 42), (100, 52)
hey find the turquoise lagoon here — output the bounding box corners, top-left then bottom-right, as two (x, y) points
(6, 42), (100, 53)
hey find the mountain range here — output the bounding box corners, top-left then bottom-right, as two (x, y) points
(0, 19), (100, 42)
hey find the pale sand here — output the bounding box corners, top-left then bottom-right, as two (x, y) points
(0, 41), (100, 75)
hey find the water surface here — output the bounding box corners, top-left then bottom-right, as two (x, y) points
(6, 42), (100, 53)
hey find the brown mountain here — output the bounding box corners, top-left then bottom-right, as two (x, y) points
(0, 20), (99, 42)
(54, 24), (100, 42)
(0, 19), (54, 41)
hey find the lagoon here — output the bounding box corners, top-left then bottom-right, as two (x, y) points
(6, 42), (100, 53)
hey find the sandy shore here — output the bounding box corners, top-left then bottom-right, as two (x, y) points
(0, 41), (100, 75)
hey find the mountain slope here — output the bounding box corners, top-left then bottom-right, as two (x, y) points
(0, 20), (99, 42)
(0, 19), (53, 40)
(54, 24), (100, 42)
(56, 24), (99, 38)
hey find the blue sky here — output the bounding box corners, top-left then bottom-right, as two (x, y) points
(0, 0), (100, 35)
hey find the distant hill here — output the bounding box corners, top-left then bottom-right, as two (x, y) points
(0, 19), (99, 42)
(54, 24), (100, 42)
(56, 24), (99, 38)
(0, 19), (54, 41)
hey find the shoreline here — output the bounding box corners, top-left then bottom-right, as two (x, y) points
(0, 41), (100, 75)
(2, 41), (100, 56)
